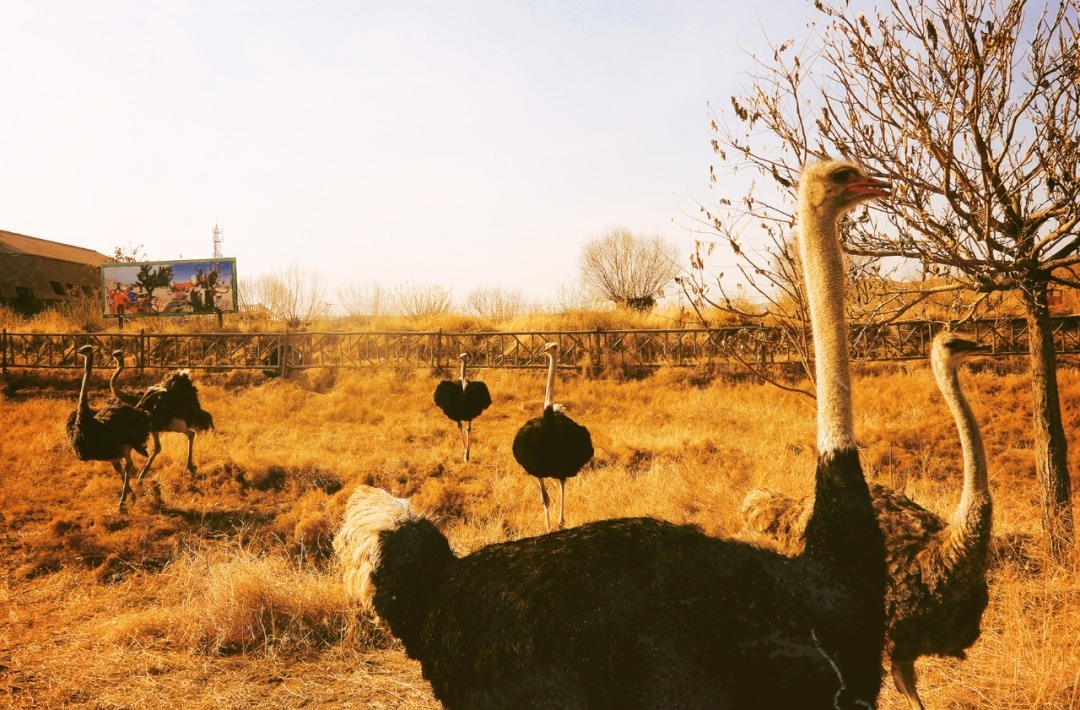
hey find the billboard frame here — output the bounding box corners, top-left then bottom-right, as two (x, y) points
(101, 257), (239, 320)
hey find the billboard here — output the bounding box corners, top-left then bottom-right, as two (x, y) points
(102, 258), (238, 317)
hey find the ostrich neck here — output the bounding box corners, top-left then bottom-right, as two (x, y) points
(109, 360), (124, 399)
(798, 201), (856, 453)
(934, 361), (992, 550)
(459, 359), (468, 390)
(77, 355), (93, 413)
(543, 352), (557, 409)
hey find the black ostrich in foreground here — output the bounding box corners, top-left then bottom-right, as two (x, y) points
(108, 350), (215, 481)
(433, 352), (492, 462)
(741, 331), (992, 710)
(66, 345), (151, 511)
(334, 160), (890, 708)
(512, 342), (593, 531)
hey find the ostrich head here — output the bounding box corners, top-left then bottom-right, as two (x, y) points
(77, 344), (95, 358)
(457, 352), (470, 362)
(542, 341), (559, 354)
(798, 160), (891, 219)
(931, 331), (988, 372)
(111, 349), (125, 364)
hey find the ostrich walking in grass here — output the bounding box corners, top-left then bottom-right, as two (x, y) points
(512, 342), (593, 531)
(333, 160), (889, 708)
(108, 350), (215, 481)
(433, 353), (491, 462)
(66, 345), (150, 511)
(741, 330), (992, 710)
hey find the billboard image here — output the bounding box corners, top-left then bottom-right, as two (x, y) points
(102, 258), (237, 317)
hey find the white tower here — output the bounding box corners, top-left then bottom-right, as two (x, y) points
(212, 223), (223, 259)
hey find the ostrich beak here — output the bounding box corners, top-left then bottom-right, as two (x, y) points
(847, 174), (891, 199)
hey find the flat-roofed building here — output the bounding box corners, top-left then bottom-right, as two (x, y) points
(0, 229), (111, 315)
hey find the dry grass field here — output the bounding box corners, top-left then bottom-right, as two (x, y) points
(2, 355), (1079, 708)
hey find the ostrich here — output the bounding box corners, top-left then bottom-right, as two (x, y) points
(512, 342), (593, 531)
(66, 345), (151, 511)
(433, 352), (492, 462)
(333, 160), (889, 708)
(741, 330), (992, 709)
(108, 350), (215, 481)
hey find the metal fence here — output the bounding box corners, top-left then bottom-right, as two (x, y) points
(3, 316), (1079, 376)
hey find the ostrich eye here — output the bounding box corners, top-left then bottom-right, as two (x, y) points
(832, 168), (854, 182)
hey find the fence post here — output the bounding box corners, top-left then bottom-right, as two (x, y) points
(2, 328), (6, 376)
(590, 327), (603, 378)
(138, 329), (146, 372)
(281, 328), (289, 379)
(434, 329), (442, 370)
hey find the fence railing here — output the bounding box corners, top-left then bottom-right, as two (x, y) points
(3, 316), (1079, 376)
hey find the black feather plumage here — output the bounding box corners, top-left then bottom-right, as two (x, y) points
(433, 380), (492, 423)
(512, 405), (593, 480)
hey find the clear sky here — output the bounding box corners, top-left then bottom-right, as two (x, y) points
(0, 1), (817, 307)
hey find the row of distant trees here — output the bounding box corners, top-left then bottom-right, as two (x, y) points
(239, 228), (682, 328)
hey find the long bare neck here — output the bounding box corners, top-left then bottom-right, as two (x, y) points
(798, 198), (855, 454)
(109, 359), (124, 399)
(934, 360), (992, 551)
(543, 351), (557, 408)
(459, 359), (468, 390)
(77, 355), (93, 412)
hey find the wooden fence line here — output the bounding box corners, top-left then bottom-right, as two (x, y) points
(2, 316), (1079, 377)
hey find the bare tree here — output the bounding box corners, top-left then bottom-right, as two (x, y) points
(580, 227), (681, 311)
(247, 262), (329, 328)
(338, 282), (389, 319)
(466, 286), (526, 321)
(393, 282), (453, 318)
(710, 0), (1079, 557)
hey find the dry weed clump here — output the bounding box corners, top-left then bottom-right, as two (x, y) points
(102, 546), (382, 656)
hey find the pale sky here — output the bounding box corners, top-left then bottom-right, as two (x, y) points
(0, 1), (817, 307)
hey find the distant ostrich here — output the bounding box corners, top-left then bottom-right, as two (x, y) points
(66, 345), (151, 511)
(433, 353), (492, 462)
(741, 330), (992, 709)
(108, 350), (215, 481)
(333, 160), (890, 708)
(512, 342), (593, 531)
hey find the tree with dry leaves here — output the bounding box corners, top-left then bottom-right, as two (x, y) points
(707, 0), (1079, 557)
(580, 227), (681, 311)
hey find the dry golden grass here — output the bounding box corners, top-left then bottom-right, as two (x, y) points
(2, 356), (1079, 707)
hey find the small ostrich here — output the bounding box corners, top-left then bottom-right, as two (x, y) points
(741, 330), (992, 709)
(108, 351), (215, 481)
(333, 160), (890, 708)
(433, 353), (492, 462)
(66, 345), (151, 511)
(512, 342), (593, 531)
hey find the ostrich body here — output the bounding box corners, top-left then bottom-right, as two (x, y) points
(66, 345), (151, 511)
(433, 353), (492, 462)
(512, 342), (593, 531)
(334, 160), (889, 708)
(741, 332), (992, 709)
(108, 351), (214, 481)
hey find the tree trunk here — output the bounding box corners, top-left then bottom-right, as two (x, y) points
(1021, 279), (1075, 561)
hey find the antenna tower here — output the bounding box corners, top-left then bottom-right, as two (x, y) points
(212, 223), (223, 259)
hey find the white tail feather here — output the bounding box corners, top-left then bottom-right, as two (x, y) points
(333, 486), (414, 605)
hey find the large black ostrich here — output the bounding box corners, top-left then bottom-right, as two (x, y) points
(433, 352), (492, 462)
(108, 350), (215, 481)
(66, 345), (151, 511)
(512, 342), (593, 531)
(334, 160), (890, 708)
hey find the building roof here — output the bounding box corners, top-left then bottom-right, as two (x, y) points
(0, 229), (112, 266)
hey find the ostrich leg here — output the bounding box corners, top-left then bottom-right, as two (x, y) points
(558, 479), (567, 530)
(463, 421), (472, 463)
(891, 659), (924, 710)
(185, 430), (198, 473)
(538, 478), (551, 532)
(137, 432), (163, 483)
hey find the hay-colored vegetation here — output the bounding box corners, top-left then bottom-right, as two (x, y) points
(2, 352), (1078, 707)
